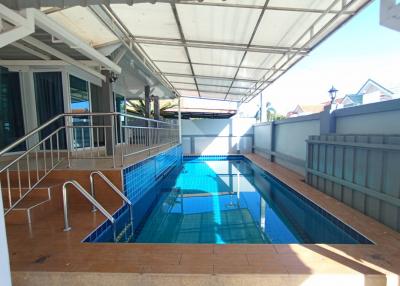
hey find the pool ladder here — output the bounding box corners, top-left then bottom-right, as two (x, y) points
(62, 171), (133, 242)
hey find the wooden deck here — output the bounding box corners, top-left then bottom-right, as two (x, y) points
(5, 154), (400, 286)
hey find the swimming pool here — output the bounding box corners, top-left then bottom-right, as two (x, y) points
(84, 156), (372, 244)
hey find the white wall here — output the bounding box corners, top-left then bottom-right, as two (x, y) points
(336, 110), (400, 134)
(181, 118), (255, 155)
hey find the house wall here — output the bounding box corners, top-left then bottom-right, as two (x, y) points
(181, 118), (255, 155)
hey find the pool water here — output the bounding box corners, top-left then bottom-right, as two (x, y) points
(87, 156), (371, 244)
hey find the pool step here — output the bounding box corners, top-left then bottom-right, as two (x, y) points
(115, 222), (133, 243)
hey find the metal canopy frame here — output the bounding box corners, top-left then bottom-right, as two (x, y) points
(8, 0), (371, 102)
(105, 0), (370, 102)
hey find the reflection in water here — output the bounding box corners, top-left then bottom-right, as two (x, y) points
(134, 158), (362, 244)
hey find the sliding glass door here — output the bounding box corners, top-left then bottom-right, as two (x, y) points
(70, 75), (91, 148)
(0, 67), (25, 151)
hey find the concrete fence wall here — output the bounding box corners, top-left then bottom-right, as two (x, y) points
(253, 98), (400, 176)
(181, 118), (255, 155)
(306, 134), (400, 232)
(253, 114), (320, 175)
(253, 98), (400, 232)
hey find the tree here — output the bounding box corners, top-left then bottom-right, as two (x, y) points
(266, 102), (276, 122)
(128, 99), (177, 118)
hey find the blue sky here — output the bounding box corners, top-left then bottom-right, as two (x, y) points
(261, 0), (400, 114)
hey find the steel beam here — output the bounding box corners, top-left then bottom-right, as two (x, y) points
(4, 1), (355, 15)
(170, 3), (200, 97)
(29, 8), (121, 74)
(89, 5), (178, 96)
(0, 60), (99, 66)
(176, 2), (355, 15)
(10, 42), (51, 60)
(224, 0), (270, 100)
(153, 59), (286, 72)
(0, 5), (34, 48)
(170, 81), (255, 90)
(161, 72), (262, 83)
(241, 0), (367, 103)
(129, 36), (309, 55)
(21, 36), (106, 81)
(179, 88), (245, 96)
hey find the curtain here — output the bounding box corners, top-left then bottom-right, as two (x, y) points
(34, 72), (66, 149)
(0, 67), (25, 151)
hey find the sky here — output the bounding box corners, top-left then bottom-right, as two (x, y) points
(256, 0), (400, 115)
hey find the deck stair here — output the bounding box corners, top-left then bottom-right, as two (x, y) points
(2, 178), (63, 225)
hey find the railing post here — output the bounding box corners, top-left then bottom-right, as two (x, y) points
(62, 184), (72, 232)
(89, 173), (97, 212)
(65, 115), (71, 168)
(111, 115), (116, 168)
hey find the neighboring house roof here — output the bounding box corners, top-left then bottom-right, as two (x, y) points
(357, 79), (394, 96)
(345, 93), (363, 105)
(321, 97), (345, 106)
(342, 79), (394, 107)
(287, 104), (325, 117)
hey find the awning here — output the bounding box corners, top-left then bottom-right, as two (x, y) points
(3, 0), (371, 102)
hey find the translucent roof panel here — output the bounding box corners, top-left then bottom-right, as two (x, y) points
(199, 91), (228, 100)
(111, 4), (181, 39)
(177, 4), (261, 44)
(196, 78), (233, 87)
(177, 89), (198, 98)
(140, 44), (187, 62)
(242, 52), (282, 69)
(43, 0), (368, 102)
(193, 64), (237, 78)
(155, 62), (192, 75)
(173, 83), (197, 90)
(237, 68), (265, 80)
(166, 76), (195, 84)
(232, 80), (257, 89)
(252, 10), (320, 48)
(188, 47), (245, 66)
(198, 85), (230, 93)
(49, 7), (117, 46)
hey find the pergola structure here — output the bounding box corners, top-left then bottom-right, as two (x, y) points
(0, 0), (371, 103)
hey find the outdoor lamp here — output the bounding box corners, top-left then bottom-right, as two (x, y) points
(328, 86), (338, 105)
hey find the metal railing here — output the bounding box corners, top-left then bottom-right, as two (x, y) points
(90, 170), (133, 238)
(90, 171), (132, 214)
(119, 113), (179, 165)
(62, 180), (116, 241)
(0, 112), (179, 216)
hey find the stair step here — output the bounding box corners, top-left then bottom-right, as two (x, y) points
(5, 197), (54, 225)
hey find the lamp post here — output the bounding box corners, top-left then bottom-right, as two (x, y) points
(328, 86), (338, 105)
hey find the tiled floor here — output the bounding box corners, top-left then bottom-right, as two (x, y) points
(6, 154), (400, 286)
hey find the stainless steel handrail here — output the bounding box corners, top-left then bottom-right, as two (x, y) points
(1, 111), (179, 218)
(0, 112), (176, 157)
(89, 171), (134, 237)
(62, 180), (117, 241)
(89, 171), (132, 208)
(0, 114), (64, 157)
